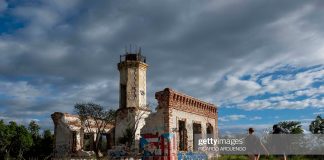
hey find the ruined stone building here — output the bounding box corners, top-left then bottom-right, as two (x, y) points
(142, 88), (218, 152)
(51, 112), (114, 157)
(51, 51), (218, 159)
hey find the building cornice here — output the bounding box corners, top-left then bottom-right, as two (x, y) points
(155, 88), (217, 118)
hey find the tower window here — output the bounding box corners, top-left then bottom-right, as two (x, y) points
(120, 84), (126, 108)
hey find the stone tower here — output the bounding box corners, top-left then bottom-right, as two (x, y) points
(115, 49), (150, 149)
(118, 50), (148, 109)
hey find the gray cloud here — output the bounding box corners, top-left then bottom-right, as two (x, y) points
(0, 0), (324, 128)
(0, 1), (7, 12)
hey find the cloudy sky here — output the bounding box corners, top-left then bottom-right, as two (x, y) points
(0, 0), (323, 133)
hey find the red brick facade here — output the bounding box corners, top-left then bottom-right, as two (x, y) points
(155, 88), (218, 133)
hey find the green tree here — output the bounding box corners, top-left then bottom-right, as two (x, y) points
(28, 120), (40, 139)
(0, 120), (10, 158)
(0, 120), (54, 159)
(7, 121), (33, 159)
(25, 121), (41, 159)
(25, 120), (53, 159)
(74, 102), (116, 158)
(277, 121), (303, 134)
(309, 115), (324, 134)
(40, 129), (54, 159)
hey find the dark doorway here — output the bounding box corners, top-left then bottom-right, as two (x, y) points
(83, 133), (94, 151)
(178, 120), (187, 151)
(206, 123), (214, 147)
(72, 131), (77, 153)
(193, 123), (202, 151)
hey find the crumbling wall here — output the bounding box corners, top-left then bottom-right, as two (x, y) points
(141, 107), (165, 134)
(115, 108), (150, 149)
(51, 112), (114, 157)
(55, 120), (72, 157)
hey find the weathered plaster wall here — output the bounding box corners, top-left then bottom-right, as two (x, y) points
(54, 120), (72, 157)
(118, 61), (148, 109)
(138, 66), (147, 108)
(127, 67), (137, 107)
(115, 108), (150, 149)
(170, 108), (217, 150)
(51, 112), (114, 157)
(140, 88), (218, 160)
(141, 105), (217, 151)
(153, 88), (218, 150)
(141, 107), (165, 134)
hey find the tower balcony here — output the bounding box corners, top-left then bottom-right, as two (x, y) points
(120, 53), (146, 63)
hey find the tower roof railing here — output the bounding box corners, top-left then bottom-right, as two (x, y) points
(120, 53), (146, 63)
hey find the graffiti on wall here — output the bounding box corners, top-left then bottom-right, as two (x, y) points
(177, 152), (208, 160)
(140, 133), (176, 158)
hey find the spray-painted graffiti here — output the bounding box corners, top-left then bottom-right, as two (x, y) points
(108, 146), (128, 158)
(140, 133), (177, 159)
(177, 152), (208, 160)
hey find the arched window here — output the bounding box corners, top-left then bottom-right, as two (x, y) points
(206, 123), (213, 136)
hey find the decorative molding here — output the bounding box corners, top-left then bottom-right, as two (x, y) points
(155, 88), (217, 118)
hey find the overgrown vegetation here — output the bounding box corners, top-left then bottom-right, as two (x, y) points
(310, 115), (324, 134)
(0, 120), (53, 159)
(276, 121), (304, 134)
(117, 108), (147, 149)
(74, 102), (116, 158)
